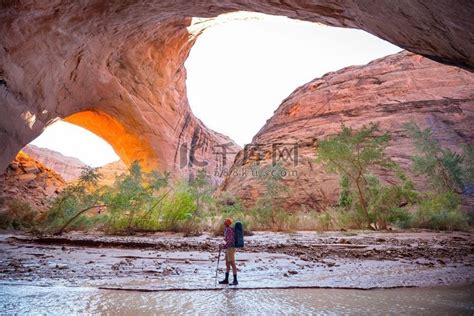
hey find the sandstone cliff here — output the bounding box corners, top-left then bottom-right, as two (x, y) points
(1, 1), (472, 177)
(0, 152), (65, 214)
(221, 51), (474, 211)
(22, 144), (128, 185)
(22, 145), (87, 182)
(96, 160), (128, 186)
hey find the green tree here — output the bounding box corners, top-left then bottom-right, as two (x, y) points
(45, 162), (170, 234)
(316, 123), (393, 228)
(403, 122), (469, 193)
(188, 169), (215, 214)
(364, 169), (418, 229)
(403, 122), (472, 230)
(102, 161), (169, 231)
(44, 166), (104, 234)
(252, 162), (290, 230)
(338, 175), (353, 209)
(77, 166), (102, 188)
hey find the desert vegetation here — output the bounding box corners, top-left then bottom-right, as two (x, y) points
(315, 122), (472, 231)
(0, 123), (472, 234)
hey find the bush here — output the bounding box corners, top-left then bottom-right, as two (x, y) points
(403, 122), (472, 194)
(365, 172), (418, 229)
(215, 198), (254, 235)
(316, 123), (411, 230)
(413, 192), (468, 230)
(159, 189), (197, 232)
(41, 166), (105, 233)
(336, 207), (368, 230)
(0, 199), (36, 230)
(386, 207), (413, 229)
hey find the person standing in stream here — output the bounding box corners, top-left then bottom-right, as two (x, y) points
(219, 218), (238, 285)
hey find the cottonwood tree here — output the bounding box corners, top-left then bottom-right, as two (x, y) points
(45, 166), (104, 234)
(252, 162), (290, 230)
(403, 122), (472, 229)
(188, 168), (215, 214)
(47, 162), (169, 234)
(403, 121), (473, 194)
(316, 123), (415, 230)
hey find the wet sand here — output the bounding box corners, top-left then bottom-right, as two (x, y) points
(0, 230), (473, 290)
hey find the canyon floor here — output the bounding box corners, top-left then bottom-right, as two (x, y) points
(1, 230), (473, 290)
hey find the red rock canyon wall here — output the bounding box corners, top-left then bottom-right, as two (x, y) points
(221, 52), (474, 210)
(1, 1), (473, 178)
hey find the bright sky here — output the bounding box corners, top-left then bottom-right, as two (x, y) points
(31, 121), (119, 167)
(186, 15), (401, 146)
(31, 14), (401, 167)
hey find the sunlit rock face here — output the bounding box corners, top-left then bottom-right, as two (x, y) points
(221, 52), (474, 211)
(0, 152), (65, 214)
(96, 160), (128, 186)
(0, 1), (472, 178)
(22, 144), (127, 184)
(22, 144), (87, 182)
(64, 111), (158, 171)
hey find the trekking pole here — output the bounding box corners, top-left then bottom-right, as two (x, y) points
(215, 248), (221, 287)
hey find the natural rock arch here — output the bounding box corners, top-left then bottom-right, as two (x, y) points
(64, 110), (159, 170)
(1, 1), (473, 174)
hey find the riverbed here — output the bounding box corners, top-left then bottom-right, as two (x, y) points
(0, 230), (473, 314)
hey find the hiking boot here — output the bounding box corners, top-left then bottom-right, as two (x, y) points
(219, 272), (229, 284)
(229, 274), (238, 286)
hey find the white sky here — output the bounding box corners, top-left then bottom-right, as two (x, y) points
(31, 14), (401, 167)
(30, 121), (119, 167)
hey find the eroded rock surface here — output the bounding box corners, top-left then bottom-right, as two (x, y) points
(22, 144), (127, 185)
(221, 52), (474, 211)
(22, 145), (87, 182)
(0, 152), (65, 214)
(1, 1), (473, 177)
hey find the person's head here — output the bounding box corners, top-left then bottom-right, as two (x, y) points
(224, 218), (233, 227)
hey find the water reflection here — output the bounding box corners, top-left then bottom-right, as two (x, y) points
(1, 284), (473, 315)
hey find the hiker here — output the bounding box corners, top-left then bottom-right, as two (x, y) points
(218, 218), (238, 285)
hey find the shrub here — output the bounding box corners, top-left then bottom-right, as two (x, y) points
(403, 122), (472, 230)
(0, 199), (36, 230)
(317, 123), (417, 230)
(403, 122), (472, 194)
(159, 188), (197, 232)
(365, 172), (418, 229)
(41, 166), (104, 232)
(386, 207), (413, 229)
(413, 192), (468, 230)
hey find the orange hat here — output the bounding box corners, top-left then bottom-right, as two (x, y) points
(224, 218), (233, 226)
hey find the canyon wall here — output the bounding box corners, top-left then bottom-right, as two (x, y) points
(1, 1), (473, 179)
(22, 144), (127, 184)
(0, 152), (65, 214)
(96, 160), (128, 186)
(221, 51), (474, 211)
(22, 145), (87, 182)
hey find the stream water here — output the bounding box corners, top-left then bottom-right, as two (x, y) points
(1, 284), (473, 315)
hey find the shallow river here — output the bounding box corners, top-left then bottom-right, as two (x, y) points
(1, 284), (473, 315)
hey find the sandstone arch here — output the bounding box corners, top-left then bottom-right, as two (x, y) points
(64, 111), (159, 170)
(1, 1), (473, 174)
